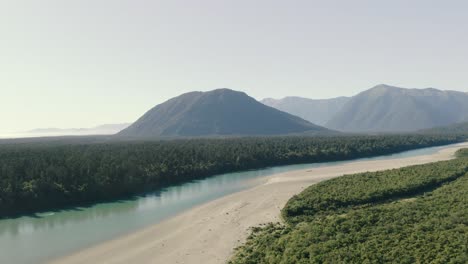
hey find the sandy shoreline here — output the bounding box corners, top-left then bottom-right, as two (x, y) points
(51, 142), (468, 264)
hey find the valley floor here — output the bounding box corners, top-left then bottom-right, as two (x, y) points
(51, 142), (468, 264)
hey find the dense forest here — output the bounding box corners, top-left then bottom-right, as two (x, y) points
(0, 134), (463, 217)
(420, 121), (468, 135)
(230, 150), (468, 264)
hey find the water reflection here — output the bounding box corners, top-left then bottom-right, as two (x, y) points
(0, 200), (140, 237)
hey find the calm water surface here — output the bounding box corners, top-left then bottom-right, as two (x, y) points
(0, 144), (454, 263)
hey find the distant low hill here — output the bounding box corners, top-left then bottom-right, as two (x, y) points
(261, 96), (349, 126)
(24, 123), (131, 137)
(118, 88), (330, 138)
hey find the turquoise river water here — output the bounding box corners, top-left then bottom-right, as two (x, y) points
(0, 144), (454, 263)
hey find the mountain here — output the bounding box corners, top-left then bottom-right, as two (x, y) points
(118, 89), (329, 138)
(25, 123), (131, 137)
(420, 122), (468, 134)
(325, 84), (468, 132)
(261, 96), (349, 126)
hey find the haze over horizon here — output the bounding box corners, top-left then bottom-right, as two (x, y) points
(2, 0), (468, 133)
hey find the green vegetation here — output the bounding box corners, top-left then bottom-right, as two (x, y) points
(0, 135), (462, 217)
(230, 151), (468, 264)
(284, 159), (468, 224)
(421, 121), (468, 135)
(456, 148), (468, 158)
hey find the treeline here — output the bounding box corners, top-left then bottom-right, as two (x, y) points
(0, 134), (463, 217)
(230, 151), (468, 264)
(420, 121), (468, 135)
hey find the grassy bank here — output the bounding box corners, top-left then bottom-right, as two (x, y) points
(230, 149), (468, 264)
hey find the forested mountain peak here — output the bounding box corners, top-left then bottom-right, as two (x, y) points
(118, 88), (329, 138)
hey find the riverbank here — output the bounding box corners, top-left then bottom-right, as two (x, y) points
(51, 142), (468, 264)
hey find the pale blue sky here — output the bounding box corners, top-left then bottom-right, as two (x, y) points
(1, 0), (467, 132)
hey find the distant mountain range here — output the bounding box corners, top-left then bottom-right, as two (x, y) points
(263, 84), (468, 132)
(118, 88), (330, 138)
(25, 123), (131, 137)
(9, 85), (468, 139)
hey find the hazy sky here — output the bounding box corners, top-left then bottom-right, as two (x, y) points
(1, 0), (468, 132)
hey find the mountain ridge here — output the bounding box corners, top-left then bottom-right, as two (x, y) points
(118, 88), (330, 138)
(261, 96), (350, 126)
(263, 84), (468, 132)
(326, 84), (468, 132)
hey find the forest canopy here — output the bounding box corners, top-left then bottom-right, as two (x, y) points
(0, 134), (464, 217)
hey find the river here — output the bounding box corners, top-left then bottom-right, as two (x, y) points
(0, 144), (455, 264)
